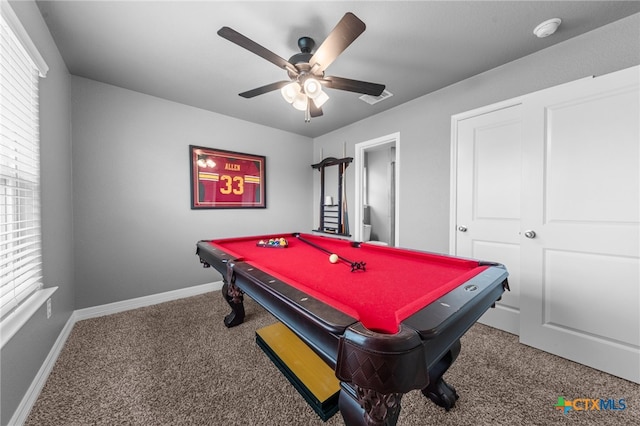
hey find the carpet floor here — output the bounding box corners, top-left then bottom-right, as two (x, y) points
(25, 292), (639, 425)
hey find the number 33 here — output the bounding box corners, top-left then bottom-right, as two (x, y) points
(219, 175), (244, 195)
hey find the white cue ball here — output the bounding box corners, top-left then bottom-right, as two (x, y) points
(329, 254), (339, 264)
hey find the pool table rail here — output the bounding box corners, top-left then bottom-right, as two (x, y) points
(196, 240), (357, 366)
(196, 237), (510, 426)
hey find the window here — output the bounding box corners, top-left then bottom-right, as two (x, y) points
(1, 1), (51, 347)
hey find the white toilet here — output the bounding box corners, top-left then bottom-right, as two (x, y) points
(363, 224), (372, 241)
(362, 224), (388, 246)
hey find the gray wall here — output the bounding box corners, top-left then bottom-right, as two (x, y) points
(1, 1), (74, 425)
(71, 77), (314, 309)
(314, 13), (640, 254)
(3, 4), (639, 424)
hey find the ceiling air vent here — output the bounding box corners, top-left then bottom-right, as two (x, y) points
(359, 89), (393, 105)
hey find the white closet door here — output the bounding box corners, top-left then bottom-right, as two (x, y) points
(455, 104), (523, 335)
(520, 67), (640, 383)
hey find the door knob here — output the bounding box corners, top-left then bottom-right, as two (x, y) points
(458, 226), (467, 232)
(524, 230), (536, 239)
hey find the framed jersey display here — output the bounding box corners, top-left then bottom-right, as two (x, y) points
(190, 145), (266, 209)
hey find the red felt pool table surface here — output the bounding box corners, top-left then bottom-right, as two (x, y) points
(208, 233), (488, 333)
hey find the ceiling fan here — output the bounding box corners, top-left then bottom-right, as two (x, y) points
(217, 12), (385, 122)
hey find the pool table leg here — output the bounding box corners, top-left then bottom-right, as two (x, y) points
(421, 339), (461, 411)
(221, 279), (245, 328)
(339, 383), (402, 426)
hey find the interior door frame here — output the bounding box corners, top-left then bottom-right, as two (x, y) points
(354, 132), (400, 245)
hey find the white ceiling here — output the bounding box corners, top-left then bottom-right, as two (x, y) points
(36, 1), (640, 138)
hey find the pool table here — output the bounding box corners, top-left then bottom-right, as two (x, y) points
(196, 232), (509, 426)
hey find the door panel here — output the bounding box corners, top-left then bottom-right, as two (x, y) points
(544, 89), (639, 224)
(520, 67), (639, 383)
(456, 105), (522, 335)
(543, 249), (639, 345)
(474, 122), (522, 220)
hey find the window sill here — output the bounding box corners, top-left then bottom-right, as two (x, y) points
(0, 287), (58, 350)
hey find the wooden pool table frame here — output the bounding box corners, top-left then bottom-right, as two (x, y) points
(196, 234), (509, 426)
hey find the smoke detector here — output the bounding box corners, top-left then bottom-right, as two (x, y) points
(534, 18), (562, 38)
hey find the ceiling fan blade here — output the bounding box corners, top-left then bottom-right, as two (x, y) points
(321, 76), (385, 96)
(309, 12), (366, 73)
(239, 81), (291, 98)
(310, 100), (323, 117)
(218, 27), (298, 76)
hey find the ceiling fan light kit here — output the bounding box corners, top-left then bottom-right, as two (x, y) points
(292, 92), (308, 111)
(280, 77), (329, 111)
(311, 89), (330, 108)
(281, 82), (301, 103)
(303, 78), (322, 98)
(218, 12), (386, 122)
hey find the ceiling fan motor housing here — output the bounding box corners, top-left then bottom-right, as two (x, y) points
(288, 37), (319, 81)
(297, 36), (315, 53)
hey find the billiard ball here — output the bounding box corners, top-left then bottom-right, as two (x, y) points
(329, 254), (338, 263)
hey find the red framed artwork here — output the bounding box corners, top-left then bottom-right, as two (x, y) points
(190, 145), (266, 209)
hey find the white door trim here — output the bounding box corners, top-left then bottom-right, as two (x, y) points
(354, 132), (400, 245)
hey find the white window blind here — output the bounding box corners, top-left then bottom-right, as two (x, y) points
(0, 7), (44, 322)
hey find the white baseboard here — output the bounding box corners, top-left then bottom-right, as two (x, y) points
(9, 312), (75, 426)
(74, 281), (222, 321)
(9, 281), (222, 425)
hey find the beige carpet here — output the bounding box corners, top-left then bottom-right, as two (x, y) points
(26, 292), (639, 425)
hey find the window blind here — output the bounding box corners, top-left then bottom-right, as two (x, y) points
(0, 11), (43, 322)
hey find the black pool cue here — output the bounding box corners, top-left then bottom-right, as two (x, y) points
(342, 162), (350, 235)
(294, 233), (366, 272)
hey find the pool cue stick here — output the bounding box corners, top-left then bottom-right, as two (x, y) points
(342, 142), (349, 235)
(294, 233), (366, 272)
(342, 162), (349, 235)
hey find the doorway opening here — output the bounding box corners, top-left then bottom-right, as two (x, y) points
(354, 133), (400, 246)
